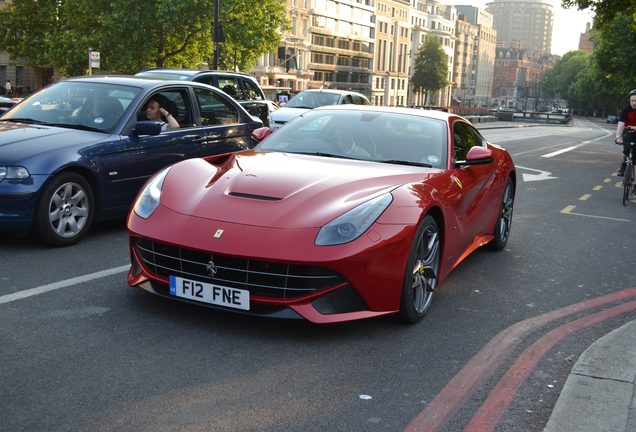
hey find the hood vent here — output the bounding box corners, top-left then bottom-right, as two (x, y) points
(229, 192), (281, 201)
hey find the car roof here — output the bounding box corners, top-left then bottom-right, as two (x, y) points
(296, 88), (367, 97)
(136, 68), (257, 80)
(62, 75), (216, 90)
(313, 104), (458, 121)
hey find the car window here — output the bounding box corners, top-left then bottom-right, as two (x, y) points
(286, 92), (340, 109)
(194, 88), (239, 126)
(241, 79), (264, 101)
(4, 81), (142, 133)
(216, 77), (240, 100)
(452, 121), (483, 161)
(342, 95), (353, 104)
(352, 95), (370, 105)
(137, 89), (192, 129)
(193, 74), (214, 86)
(258, 110), (447, 167)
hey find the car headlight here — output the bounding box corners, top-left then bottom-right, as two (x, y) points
(315, 193), (393, 246)
(133, 167), (170, 219)
(0, 166), (30, 182)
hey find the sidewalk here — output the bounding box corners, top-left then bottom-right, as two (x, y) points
(543, 320), (636, 432)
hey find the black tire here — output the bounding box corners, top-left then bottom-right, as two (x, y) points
(33, 172), (95, 246)
(623, 163), (632, 206)
(488, 177), (515, 251)
(397, 215), (440, 323)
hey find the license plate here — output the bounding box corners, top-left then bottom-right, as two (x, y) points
(169, 275), (250, 311)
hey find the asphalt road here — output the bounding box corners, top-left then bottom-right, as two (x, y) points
(2, 117), (636, 432)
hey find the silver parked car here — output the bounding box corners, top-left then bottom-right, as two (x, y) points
(269, 89), (370, 131)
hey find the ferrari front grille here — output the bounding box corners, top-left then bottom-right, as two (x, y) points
(133, 237), (345, 299)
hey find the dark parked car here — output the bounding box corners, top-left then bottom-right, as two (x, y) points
(135, 68), (276, 126)
(0, 76), (262, 246)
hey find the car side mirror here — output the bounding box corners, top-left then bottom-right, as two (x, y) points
(132, 121), (163, 136)
(455, 146), (493, 167)
(251, 126), (272, 143)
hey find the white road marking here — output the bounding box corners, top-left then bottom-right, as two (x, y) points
(0, 265), (129, 305)
(541, 143), (587, 158)
(516, 165), (557, 182)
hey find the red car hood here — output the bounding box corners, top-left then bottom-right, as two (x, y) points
(159, 150), (440, 228)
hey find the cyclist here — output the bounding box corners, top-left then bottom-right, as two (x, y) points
(615, 89), (636, 176)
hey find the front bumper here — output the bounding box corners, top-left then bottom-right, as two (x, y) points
(0, 176), (47, 235)
(127, 204), (415, 323)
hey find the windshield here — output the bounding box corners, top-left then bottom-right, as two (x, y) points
(286, 91), (341, 109)
(2, 81), (142, 132)
(257, 110), (448, 168)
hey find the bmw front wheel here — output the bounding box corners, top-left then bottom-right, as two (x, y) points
(34, 172), (95, 247)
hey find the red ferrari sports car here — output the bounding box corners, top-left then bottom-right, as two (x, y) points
(127, 106), (515, 324)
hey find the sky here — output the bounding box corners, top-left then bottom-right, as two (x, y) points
(551, 3), (595, 55)
(440, 0), (596, 55)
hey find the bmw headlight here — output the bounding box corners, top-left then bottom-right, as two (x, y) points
(0, 166), (30, 182)
(316, 193), (393, 246)
(133, 167), (170, 219)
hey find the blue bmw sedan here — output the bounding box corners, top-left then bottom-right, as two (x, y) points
(0, 76), (262, 246)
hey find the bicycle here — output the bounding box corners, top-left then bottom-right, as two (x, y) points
(622, 141), (635, 205)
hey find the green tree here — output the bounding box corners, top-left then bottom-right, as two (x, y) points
(217, 0), (289, 71)
(592, 12), (636, 96)
(0, 0), (287, 76)
(562, 0), (635, 29)
(0, 0), (59, 76)
(538, 10), (636, 116)
(540, 51), (590, 100)
(411, 36), (448, 106)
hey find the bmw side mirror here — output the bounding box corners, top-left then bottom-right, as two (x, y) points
(132, 121), (163, 136)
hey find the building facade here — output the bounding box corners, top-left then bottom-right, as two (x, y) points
(408, 0), (457, 107)
(485, 0), (554, 53)
(456, 5), (496, 108)
(452, 17), (479, 106)
(252, 0), (375, 100)
(372, 0), (410, 106)
(204, 0), (551, 111)
(491, 45), (551, 110)
(578, 22), (594, 53)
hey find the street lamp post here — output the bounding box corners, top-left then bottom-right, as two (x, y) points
(213, 0), (220, 69)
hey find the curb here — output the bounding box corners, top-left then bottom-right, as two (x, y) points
(543, 320), (636, 432)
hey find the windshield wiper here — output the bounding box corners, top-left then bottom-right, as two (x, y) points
(1, 118), (43, 124)
(379, 159), (433, 168)
(41, 122), (104, 133)
(291, 151), (341, 158)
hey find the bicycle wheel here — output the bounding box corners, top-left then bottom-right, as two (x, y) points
(623, 162), (633, 205)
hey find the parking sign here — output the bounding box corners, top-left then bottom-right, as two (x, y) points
(89, 51), (100, 69)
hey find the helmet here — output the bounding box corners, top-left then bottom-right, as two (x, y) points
(629, 89), (636, 96)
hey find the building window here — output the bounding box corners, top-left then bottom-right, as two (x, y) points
(16, 66), (23, 86)
(336, 71), (349, 83)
